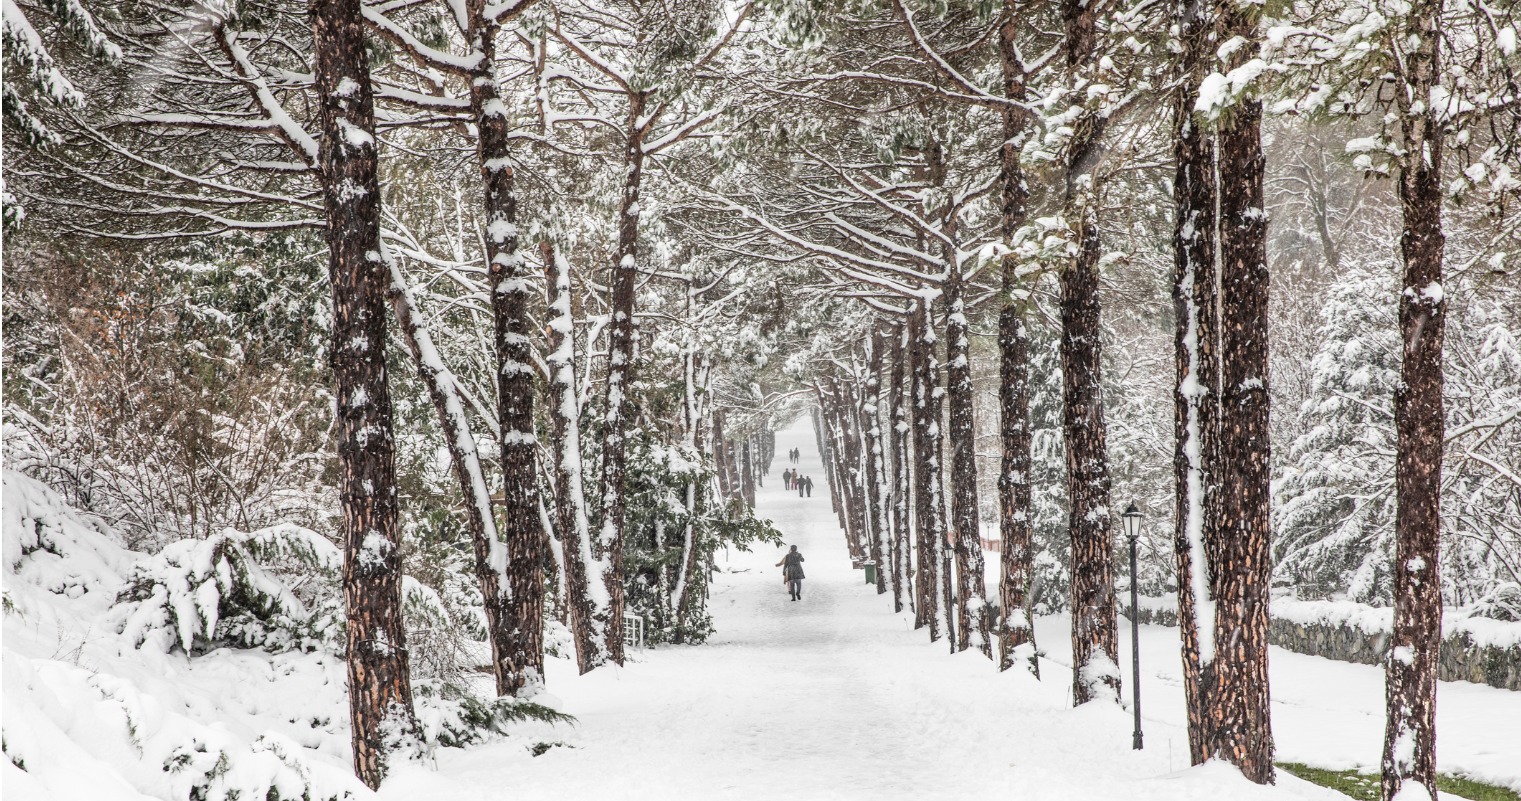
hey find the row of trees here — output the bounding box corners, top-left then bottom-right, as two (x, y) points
(4, 0), (1517, 796)
(3, 0), (791, 788)
(708, 1), (1518, 799)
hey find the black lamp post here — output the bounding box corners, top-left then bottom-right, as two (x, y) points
(1122, 501), (1144, 751)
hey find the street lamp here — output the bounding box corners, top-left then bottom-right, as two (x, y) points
(1122, 501), (1144, 751)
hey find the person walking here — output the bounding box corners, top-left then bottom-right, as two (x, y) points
(776, 545), (805, 601)
(803, 476), (813, 498)
(797, 476), (806, 498)
(782, 468), (793, 490)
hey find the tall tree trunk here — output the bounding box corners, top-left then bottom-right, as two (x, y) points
(864, 328), (890, 595)
(996, 0), (1038, 675)
(944, 254), (990, 656)
(820, 381), (856, 551)
(910, 304), (941, 635)
(1212, 96), (1275, 786)
(842, 377), (871, 561)
(741, 439), (756, 507)
(1060, 0), (1119, 706)
(889, 322), (913, 614)
(1383, 1), (1445, 796)
(311, 0), (415, 786)
(673, 349), (711, 640)
(542, 241), (608, 675)
(1171, 0), (1219, 765)
(386, 264), (516, 690)
(598, 95), (650, 665)
(713, 411), (732, 499)
(1204, 2), (1276, 781)
(467, 2), (543, 695)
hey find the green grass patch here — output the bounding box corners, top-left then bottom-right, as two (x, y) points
(1277, 762), (1519, 801)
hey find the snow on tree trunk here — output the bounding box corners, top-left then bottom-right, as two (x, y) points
(742, 439), (756, 508)
(1060, 0), (1119, 704)
(386, 261), (517, 693)
(996, 0), (1038, 676)
(1170, 0), (1219, 764)
(310, 0), (416, 786)
(542, 241), (609, 675)
(468, 3), (543, 697)
(713, 412), (732, 499)
(864, 327), (890, 596)
(842, 376), (871, 561)
(945, 254), (990, 657)
(889, 322), (913, 615)
(674, 349), (712, 640)
(1212, 93), (1276, 788)
(910, 303), (941, 636)
(1203, 5), (1276, 781)
(598, 93), (649, 666)
(1383, 1), (1446, 796)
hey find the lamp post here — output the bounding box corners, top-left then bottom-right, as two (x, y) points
(1122, 501), (1144, 750)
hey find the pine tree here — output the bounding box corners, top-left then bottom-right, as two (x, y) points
(310, 0), (417, 785)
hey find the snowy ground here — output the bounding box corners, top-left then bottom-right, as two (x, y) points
(380, 419), (1520, 800)
(8, 418), (1517, 800)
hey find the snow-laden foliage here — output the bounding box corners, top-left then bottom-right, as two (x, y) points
(4, 470), (575, 800)
(412, 681), (574, 749)
(1275, 263), (1401, 602)
(1277, 262), (1521, 606)
(110, 524), (343, 655)
(4, 467), (132, 603)
(619, 433), (783, 644)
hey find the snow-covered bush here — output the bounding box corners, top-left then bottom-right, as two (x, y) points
(111, 524), (343, 654)
(412, 681), (574, 749)
(3, 468), (132, 604)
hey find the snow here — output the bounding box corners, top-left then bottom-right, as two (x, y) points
(8, 423), (1519, 801)
(377, 421), (1520, 799)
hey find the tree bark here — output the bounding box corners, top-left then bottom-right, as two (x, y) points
(864, 328), (890, 595)
(542, 241), (608, 675)
(598, 93), (650, 665)
(1060, 0), (1119, 706)
(889, 322), (913, 615)
(844, 376), (871, 561)
(673, 350), (711, 640)
(1171, 0), (1219, 765)
(1212, 84), (1275, 785)
(996, 0), (1038, 676)
(713, 411), (732, 500)
(386, 264), (515, 691)
(741, 439), (755, 508)
(466, 0), (543, 696)
(944, 255), (990, 656)
(310, 0), (416, 786)
(910, 304), (941, 636)
(1383, 0), (1445, 795)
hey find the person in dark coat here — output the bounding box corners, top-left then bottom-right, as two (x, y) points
(776, 545), (805, 600)
(797, 476), (806, 498)
(782, 468), (794, 490)
(803, 476), (814, 497)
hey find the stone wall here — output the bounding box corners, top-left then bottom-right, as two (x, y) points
(1122, 596), (1521, 692)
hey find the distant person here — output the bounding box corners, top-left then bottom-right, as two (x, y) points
(782, 468), (794, 490)
(803, 476), (814, 497)
(776, 545), (805, 601)
(797, 476), (806, 498)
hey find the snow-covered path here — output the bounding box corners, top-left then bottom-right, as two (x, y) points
(381, 419), (1519, 800)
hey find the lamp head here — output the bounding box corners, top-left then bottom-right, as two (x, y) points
(1122, 501), (1142, 542)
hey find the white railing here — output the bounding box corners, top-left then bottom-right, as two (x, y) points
(622, 612), (645, 650)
